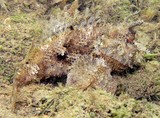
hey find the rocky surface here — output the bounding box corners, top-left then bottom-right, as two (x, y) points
(0, 0), (160, 117)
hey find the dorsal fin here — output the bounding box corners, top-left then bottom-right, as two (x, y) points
(68, 0), (79, 16)
(60, 0), (68, 9)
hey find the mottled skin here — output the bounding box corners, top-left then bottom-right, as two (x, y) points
(12, 23), (140, 111)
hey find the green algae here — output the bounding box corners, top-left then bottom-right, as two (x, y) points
(11, 13), (28, 23)
(0, 11), (43, 81)
(31, 86), (160, 117)
(0, 0), (160, 117)
(144, 54), (160, 60)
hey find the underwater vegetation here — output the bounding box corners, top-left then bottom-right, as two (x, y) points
(0, 0), (160, 117)
(31, 86), (160, 117)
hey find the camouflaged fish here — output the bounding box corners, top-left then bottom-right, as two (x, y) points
(12, 21), (143, 111)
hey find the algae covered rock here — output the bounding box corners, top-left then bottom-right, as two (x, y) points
(31, 86), (160, 118)
(0, 0), (160, 117)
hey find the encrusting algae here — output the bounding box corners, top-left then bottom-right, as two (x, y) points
(0, 0), (160, 117)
